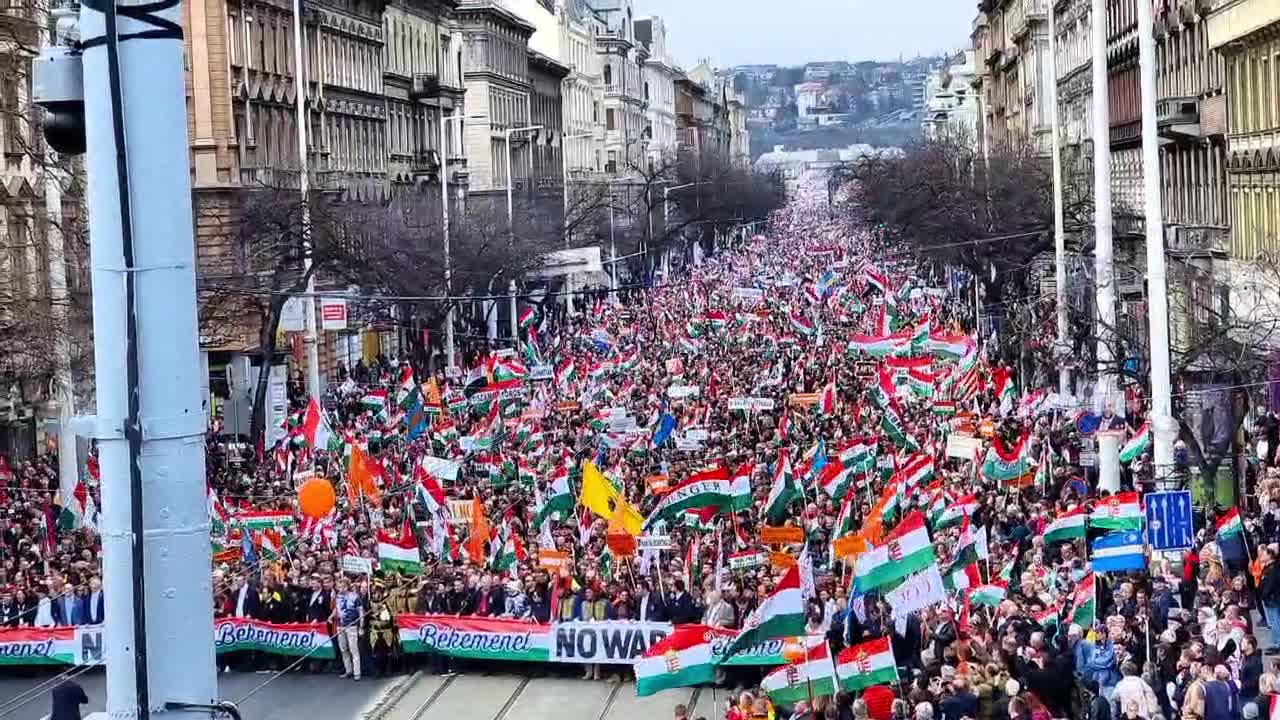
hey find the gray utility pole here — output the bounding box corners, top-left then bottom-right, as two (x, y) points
(1091, 0), (1121, 492)
(1046, 1), (1071, 399)
(504, 125), (541, 342)
(1136, 0), (1176, 481)
(291, 0), (321, 400)
(77, 0), (218, 717)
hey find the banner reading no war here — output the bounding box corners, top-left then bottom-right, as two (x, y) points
(394, 615), (789, 667)
(0, 618), (334, 667)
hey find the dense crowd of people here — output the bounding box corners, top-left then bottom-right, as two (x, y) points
(5, 176), (1280, 720)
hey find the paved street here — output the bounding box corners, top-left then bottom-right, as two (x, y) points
(372, 673), (726, 720)
(0, 671), (393, 720)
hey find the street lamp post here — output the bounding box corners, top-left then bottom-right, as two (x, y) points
(561, 132), (594, 316)
(504, 125), (543, 341)
(290, 0), (320, 400)
(439, 113), (485, 369)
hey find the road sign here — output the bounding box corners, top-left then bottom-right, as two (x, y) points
(1145, 490), (1194, 551)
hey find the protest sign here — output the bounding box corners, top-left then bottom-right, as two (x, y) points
(550, 621), (671, 664)
(760, 526), (805, 545)
(885, 566), (947, 619)
(538, 549), (570, 571)
(728, 551), (768, 570)
(341, 555), (373, 575)
(637, 535), (672, 551)
(668, 385), (701, 399)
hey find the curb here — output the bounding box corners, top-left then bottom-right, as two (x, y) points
(361, 670), (421, 720)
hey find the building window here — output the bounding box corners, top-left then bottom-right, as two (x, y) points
(603, 64), (612, 86)
(644, 82), (649, 101)
(606, 108), (616, 130)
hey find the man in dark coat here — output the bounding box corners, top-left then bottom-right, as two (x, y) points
(667, 579), (697, 624)
(636, 579), (669, 622)
(50, 680), (89, 720)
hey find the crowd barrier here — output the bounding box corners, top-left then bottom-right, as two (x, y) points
(1, 617), (787, 668)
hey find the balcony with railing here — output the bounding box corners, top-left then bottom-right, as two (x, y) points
(1155, 96), (1202, 141)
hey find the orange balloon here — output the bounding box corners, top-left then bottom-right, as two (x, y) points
(298, 477), (336, 519)
(780, 640), (807, 664)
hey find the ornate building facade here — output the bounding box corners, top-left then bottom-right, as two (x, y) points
(457, 0), (535, 193)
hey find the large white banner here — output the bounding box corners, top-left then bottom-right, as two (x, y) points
(549, 621), (672, 664)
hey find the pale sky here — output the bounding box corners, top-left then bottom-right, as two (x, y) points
(633, 0), (974, 68)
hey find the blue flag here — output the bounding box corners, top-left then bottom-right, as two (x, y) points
(1091, 531), (1147, 573)
(652, 413), (678, 447)
(240, 531), (258, 569)
(402, 389), (429, 441)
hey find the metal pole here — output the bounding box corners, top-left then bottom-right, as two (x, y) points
(1091, 0), (1120, 492)
(1137, 0), (1175, 480)
(562, 135), (573, 316)
(1048, 2), (1070, 399)
(441, 115), (455, 368)
(79, 0), (217, 717)
(292, 0), (320, 399)
(609, 195), (617, 292)
(505, 132), (517, 341)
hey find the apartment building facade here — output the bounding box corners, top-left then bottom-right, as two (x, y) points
(635, 16), (679, 166)
(1207, 0), (1280, 260)
(592, 0), (647, 174)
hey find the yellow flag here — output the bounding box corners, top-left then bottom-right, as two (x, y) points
(579, 461), (643, 536)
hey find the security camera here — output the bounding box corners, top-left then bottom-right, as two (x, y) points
(32, 44), (86, 156)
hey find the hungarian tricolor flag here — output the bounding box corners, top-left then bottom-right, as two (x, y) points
(1216, 507), (1247, 562)
(301, 398), (336, 451)
(729, 463), (754, 512)
(981, 432), (1033, 486)
(790, 313), (816, 338)
(377, 517), (423, 575)
(1119, 423), (1151, 464)
(766, 450), (800, 524)
(818, 381), (837, 416)
(642, 467), (732, 531)
(836, 637), (898, 692)
(967, 580), (1008, 607)
(1043, 505), (1087, 544)
(518, 306), (538, 330)
(1090, 491), (1143, 532)
(1070, 572), (1097, 626)
(852, 510), (936, 593)
(57, 480), (98, 532)
(635, 625), (718, 696)
(761, 640), (839, 706)
(933, 494), (978, 529)
(818, 458), (855, 500)
(719, 564), (807, 660)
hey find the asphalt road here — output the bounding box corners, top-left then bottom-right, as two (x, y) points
(0, 670), (394, 720)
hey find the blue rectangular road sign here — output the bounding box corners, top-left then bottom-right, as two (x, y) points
(1144, 490), (1195, 551)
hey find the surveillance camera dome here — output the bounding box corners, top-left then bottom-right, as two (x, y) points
(43, 109), (87, 155)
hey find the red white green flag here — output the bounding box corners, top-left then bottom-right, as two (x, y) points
(761, 640), (839, 706)
(835, 637), (898, 692)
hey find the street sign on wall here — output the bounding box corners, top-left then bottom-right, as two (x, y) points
(320, 298), (348, 330)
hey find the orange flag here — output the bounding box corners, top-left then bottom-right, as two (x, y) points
(423, 378), (444, 408)
(348, 444), (382, 506)
(465, 497), (490, 565)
